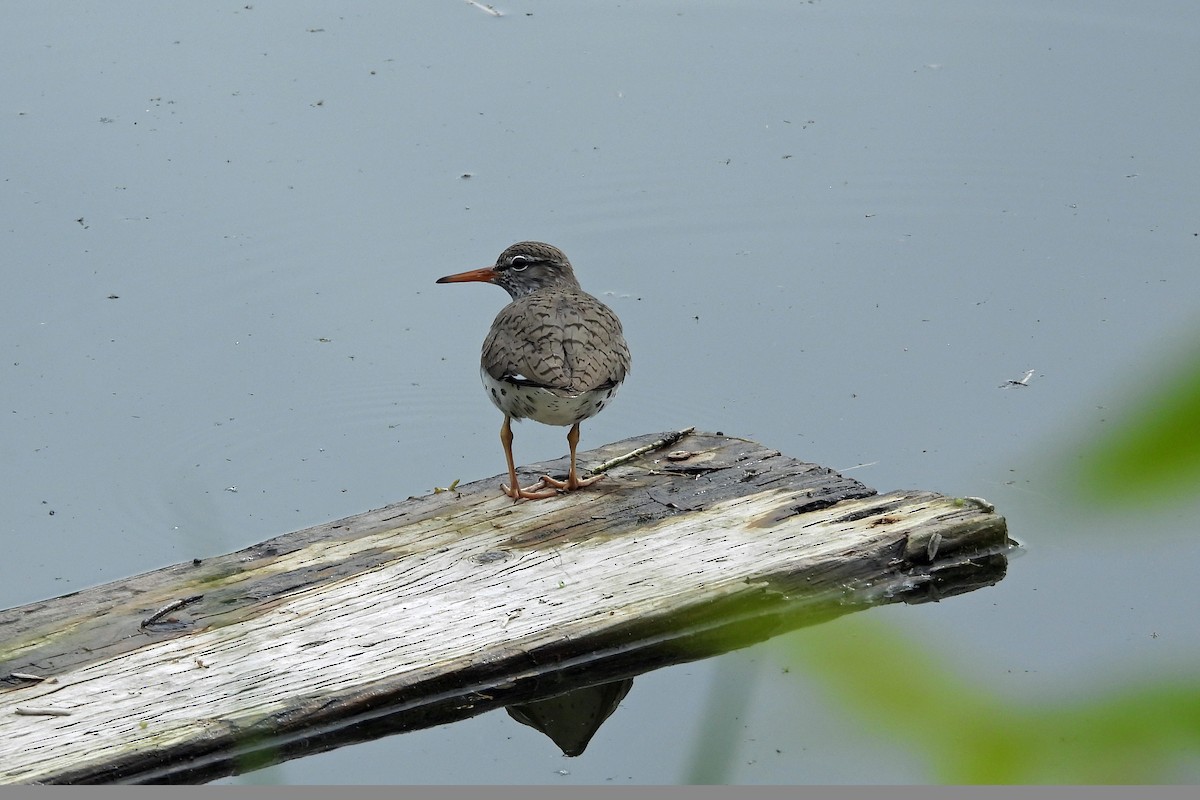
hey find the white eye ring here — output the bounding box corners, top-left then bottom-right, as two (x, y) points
(509, 256), (530, 271)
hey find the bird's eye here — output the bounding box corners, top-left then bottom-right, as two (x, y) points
(509, 256), (530, 271)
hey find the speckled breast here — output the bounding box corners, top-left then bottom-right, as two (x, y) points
(481, 367), (620, 427)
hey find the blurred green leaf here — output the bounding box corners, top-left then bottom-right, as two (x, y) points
(783, 618), (1200, 783)
(1075, 341), (1200, 505)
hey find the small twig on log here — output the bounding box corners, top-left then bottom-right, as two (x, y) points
(959, 496), (996, 513)
(9, 672), (48, 683)
(590, 427), (696, 476)
(15, 707), (72, 717)
(140, 595), (204, 629)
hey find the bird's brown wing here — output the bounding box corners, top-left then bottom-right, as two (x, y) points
(482, 290), (630, 394)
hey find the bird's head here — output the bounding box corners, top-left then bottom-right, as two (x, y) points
(437, 241), (582, 299)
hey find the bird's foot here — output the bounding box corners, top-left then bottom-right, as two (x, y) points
(500, 479), (560, 501)
(538, 472), (604, 491)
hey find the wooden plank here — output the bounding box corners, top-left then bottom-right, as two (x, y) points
(0, 430), (1012, 784)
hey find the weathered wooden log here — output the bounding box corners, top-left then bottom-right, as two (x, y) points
(0, 430), (1013, 784)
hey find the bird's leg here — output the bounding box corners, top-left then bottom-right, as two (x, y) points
(539, 422), (604, 491)
(499, 416), (558, 500)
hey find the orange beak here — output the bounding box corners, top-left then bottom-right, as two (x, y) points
(436, 266), (498, 285)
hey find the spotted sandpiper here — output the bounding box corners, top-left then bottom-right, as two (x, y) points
(437, 242), (631, 500)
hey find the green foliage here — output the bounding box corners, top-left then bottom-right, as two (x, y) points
(1075, 341), (1200, 506)
(784, 619), (1200, 783)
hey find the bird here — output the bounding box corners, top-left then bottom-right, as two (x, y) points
(437, 241), (631, 500)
